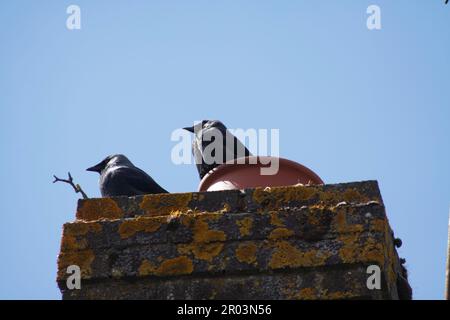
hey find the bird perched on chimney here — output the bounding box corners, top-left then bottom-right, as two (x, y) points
(87, 154), (168, 197)
(183, 120), (252, 179)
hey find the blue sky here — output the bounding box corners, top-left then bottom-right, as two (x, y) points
(0, 1), (449, 299)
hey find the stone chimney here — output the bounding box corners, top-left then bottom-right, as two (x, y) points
(57, 180), (410, 299)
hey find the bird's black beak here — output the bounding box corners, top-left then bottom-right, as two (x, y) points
(183, 126), (195, 133)
(86, 162), (103, 173)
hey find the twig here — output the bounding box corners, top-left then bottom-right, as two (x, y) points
(53, 172), (89, 199)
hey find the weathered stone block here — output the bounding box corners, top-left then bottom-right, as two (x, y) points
(57, 181), (408, 299)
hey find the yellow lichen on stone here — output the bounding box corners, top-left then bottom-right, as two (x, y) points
(138, 259), (157, 276)
(61, 222), (102, 251)
(269, 227), (294, 240)
(61, 235), (87, 251)
(253, 186), (316, 210)
(236, 217), (253, 237)
(118, 216), (162, 239)
(370, 218), (387, 232)
(270, 212), (285, 227)
(77, 198), (123, 221)
(57, 249), (95, 280)
(337, 233), (359, 262)
(296, 287), (317, 299)
(176, 215), (227, 261)
(339, 230), (386, 265)
(325, 291), (358, 300)
(178, 242), (225, 262)
(140, 192), (192, 216)
(192, 216), (227, 243)
(154, 256), (194, 276)
(168, 210), (184, 220)
(269, 241), (328, 269)
(235, 242), (258, 265)
(65, 221), (103, 236)
(338, 233), (385, 266)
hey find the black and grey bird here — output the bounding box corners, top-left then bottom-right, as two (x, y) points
(183, 120), (252, 179)
(86, 154), (168, 197)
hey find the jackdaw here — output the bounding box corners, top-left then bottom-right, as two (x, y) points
(86, 154), (168, 197)
(183, 120), (252, 179)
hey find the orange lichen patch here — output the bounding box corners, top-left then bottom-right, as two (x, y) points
(324, 291), (358, 300)
(138, 259), (157, 276)
(178, 212), (221, 228)
(269, 227), (294, 240)
(61, 222), (102, 251)
(140, 192), (192, 216)
(178, 243), (224, 262)
(168, 210), (184, 219)
(192, 216), (227, 243)
(118, 216), (162, 239)
(235, 242), (258, 265)
(154, 256), (194, 276)
(334, 209), (347, 233)
(179, 213), (193, 227)
(338, 234), (385, 266)
(57, 249), (95, 280)
(61, 235), (87, 251)
(64, 221), (102, 236)
(270, 212), (285, 227)
(295, 287), (317, 299)
(268, 241), (329, 269)
(139, 256), (194, 276)
(77, 198), (123, 221)
(236, 217), (253, 237)
(369, 218), (387, 232)
(336, 206), (395, 272)
(176, 215), (227, 261)
(253, 186), (316, 210)
(177, 214), (226, 261)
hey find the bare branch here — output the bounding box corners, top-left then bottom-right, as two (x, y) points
(53, 172), (89, 199)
